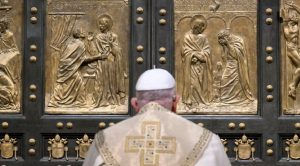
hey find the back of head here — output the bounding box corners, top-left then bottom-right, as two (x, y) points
(135, 68), (176, 110)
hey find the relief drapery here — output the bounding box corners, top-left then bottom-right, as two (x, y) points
(48, 30), (87, 107)
(175, 0), (257, 114)
(0, 0), (22, 113)
(87, 14), (125, 107)
(217, 30), (254, 105)
(46, 0), (129, 114)
(181, 15), (213, 107)
(281, 0), (300, 114)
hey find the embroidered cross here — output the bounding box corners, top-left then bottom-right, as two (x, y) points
(125, 121), (176, 166)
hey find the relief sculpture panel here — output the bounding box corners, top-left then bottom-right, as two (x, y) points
(0, 0), (22, 113)
(175, 0), (257, 114)
(281, 0), (300, 114)
(46, 0), (129, 114)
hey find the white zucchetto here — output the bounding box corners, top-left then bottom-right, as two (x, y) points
(136, 68), (175, 91)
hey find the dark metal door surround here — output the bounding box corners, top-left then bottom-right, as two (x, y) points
(0, 0), (299, 165)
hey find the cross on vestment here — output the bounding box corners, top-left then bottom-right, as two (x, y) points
(125, 121), (177, 166)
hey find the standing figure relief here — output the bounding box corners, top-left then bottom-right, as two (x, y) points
(181, 15), (213, 107)
(180, 15), (255, 112)
(87, 14), (126, 107)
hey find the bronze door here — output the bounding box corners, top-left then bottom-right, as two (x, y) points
(0, 0), (299, 165)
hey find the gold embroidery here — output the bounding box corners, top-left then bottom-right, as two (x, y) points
(95, 131), (119, 166)
(125, 121), (177, 166)
(181, 129), (212, 166)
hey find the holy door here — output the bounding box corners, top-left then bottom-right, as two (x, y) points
(0, 0), (299, 165)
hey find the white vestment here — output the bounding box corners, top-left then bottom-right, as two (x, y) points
(83, 102), (231, 166)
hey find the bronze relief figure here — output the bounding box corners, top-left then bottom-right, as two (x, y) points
(281, 0), (300, 114)
(217, 30), (254, 105)
(48, 29), (87, 107)
(181, 15), (213, 107)
(46, 0), (129, 114)
(86, 14), (126, 107)
(0, 0), (23, 113)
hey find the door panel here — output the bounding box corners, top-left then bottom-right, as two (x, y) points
(0, 0), (23, 114)
(45, 0), (130, 114)
(174, 0), (258, 115)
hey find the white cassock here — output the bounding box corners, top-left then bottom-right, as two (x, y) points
(83, 102), (231, 166)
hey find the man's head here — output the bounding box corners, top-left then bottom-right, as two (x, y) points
(218, 29), (230, 46)
(73, 28), (85, 39)
(281, 4), (299, 44)
(190, 15), (207, 34)
(98, 14), (113, 33)
(131, 69), (179, 112)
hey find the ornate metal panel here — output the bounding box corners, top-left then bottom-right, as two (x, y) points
(281, 0), (300, 114)
(174, 0), (257, 114)
(45, 0), (130, 114)
(0, 0), (23, 113)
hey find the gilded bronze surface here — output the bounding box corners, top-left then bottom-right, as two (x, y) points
(45, 0), (130, 114)
(75, 134), (93, 160)
(234, 134), (255, 160)
(0, 0), (23, 113)
(0, 134), (17, 160)
(175, 0), (257, 114)
(285, 134), (300, 160)
(221, 138), (228, 153)
(48, 134), (68, 161)
(281, 0), (300, 114)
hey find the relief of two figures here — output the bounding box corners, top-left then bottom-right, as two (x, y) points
(180, 15), (255, 113)
(48, 14), (126, 109)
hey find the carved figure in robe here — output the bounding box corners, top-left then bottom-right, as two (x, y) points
(281, 1), (300, 99)
(0, 19), (19, 56)
(87, 14), (125, 107)
(217, 30), (254, 104)
(0, 67), (16, 109)
(0, 19), (19, 110)
(49, 29), (89, 107)
(181, 15), (213, 107)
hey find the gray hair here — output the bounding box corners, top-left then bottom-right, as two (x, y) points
(136, 88), (175, 110)
(217, 29), (230, 39)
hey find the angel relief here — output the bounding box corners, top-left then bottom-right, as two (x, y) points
(175, 0), (257, 114)
(46, 0), (129, 114)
